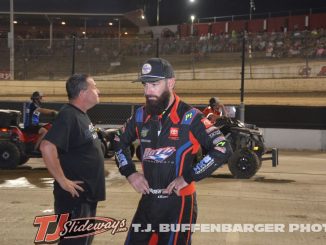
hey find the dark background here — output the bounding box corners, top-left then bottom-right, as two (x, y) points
(1, 0), (326, 25)
(0, 101), (325, 129)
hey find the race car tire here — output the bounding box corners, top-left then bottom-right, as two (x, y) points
(228, 149), (260, 179)
(19, 154), (30, 165)
(0, 141), (20, 169)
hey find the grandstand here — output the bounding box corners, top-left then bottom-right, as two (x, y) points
(0, 8), (325, 106)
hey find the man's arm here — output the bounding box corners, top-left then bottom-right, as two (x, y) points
(36, 108), (57, 116)
(113, 112), (149, 194)
(185, 114), (232, 182)
(164, 112), (233, 195)
(40, 140), (84, 197)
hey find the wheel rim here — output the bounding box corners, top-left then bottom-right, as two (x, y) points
(237, 156), (252, 172)
(2, 151), (10, 160)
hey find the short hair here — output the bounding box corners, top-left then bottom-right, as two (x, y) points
(209, 97), (220, 107)
(66, 74), (89, 100)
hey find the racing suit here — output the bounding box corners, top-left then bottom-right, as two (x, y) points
(114, 94), (232, 245)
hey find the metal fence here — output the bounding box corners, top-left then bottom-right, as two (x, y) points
(0, 101), (325, 129)
(1, 30), (326, 80)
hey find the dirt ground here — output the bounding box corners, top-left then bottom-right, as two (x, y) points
(2, 92), (326, 107)
(0, 150), (325, 245)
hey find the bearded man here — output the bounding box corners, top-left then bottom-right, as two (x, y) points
(114, 58), (232, 245)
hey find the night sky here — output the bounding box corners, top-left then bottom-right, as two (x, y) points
(0, 0), (326, 25)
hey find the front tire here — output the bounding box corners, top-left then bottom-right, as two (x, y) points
(228, 149), (260, 179)
(0, 141), (21, 169)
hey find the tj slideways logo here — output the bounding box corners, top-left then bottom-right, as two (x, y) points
(33, 213), (127, 243)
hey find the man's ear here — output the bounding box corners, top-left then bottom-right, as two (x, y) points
(167, 78), (176, 90)
(78, 89), (86, 99)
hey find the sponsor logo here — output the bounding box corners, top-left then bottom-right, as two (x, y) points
(141, 127), (149, 137)
(142, 63), (152, 74)
(34, 214), (127, 243)
(201, 118), (213, 129)
(205, 126), (218, 134)
(149, 188), (164, 195)
(143, 147), (176, 162)
(183, 112), (193, 123)
(169, 127), (179, 140)
(33, 111), (41, 117)
(193, 155), (214, 174)
(212, 136), (226, 145)
(141, 139), (151, 143)
(216, 141), (226, 147)
(116, 150), (128, 168)
(208, 129), (222, 139)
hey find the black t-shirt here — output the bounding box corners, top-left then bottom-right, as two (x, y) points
(44, 103), (105, 202)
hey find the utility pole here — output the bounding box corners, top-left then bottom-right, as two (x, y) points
(239, 35), (246, 122)
(239, 1), (255, 121)
(71, 35), (76, 75)
(9, 0), (14, 80)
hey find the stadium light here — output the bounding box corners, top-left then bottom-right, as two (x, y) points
(13, 20), (17, 24)
(190, 15), (195, 36)
(61, 21), (66, 25)
(108, 22), (113, 26)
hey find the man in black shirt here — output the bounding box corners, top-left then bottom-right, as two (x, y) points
(40, 74), (105, 245)
(114, 58), (232, 244)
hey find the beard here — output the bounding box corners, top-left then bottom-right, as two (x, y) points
(145, 90), (171, 115)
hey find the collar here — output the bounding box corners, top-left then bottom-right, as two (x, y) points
(170, 93), (180, 124)
(144, 93), (180, 124)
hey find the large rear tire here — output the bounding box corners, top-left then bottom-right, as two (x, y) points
(19, 154), (30, 165)
(0, 141), (21, 169)
(228, 149), (260, 179)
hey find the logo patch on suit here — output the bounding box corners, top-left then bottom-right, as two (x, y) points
(169, 127), (179, 140)
(141, 128), (149, 137)
(143, 147), (176, 162)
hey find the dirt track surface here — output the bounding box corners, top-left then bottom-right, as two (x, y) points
(0, 150), (326, 245)
(1, 92), (326, 106)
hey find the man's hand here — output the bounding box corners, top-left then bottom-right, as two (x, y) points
(41, 140), (84, 198)
(207, 113), (218, 124)
(163, 176), (188, 196)
(52, 110), (58, 117)
(127, 172), (149, 195)
(58, 178), (84, 198)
